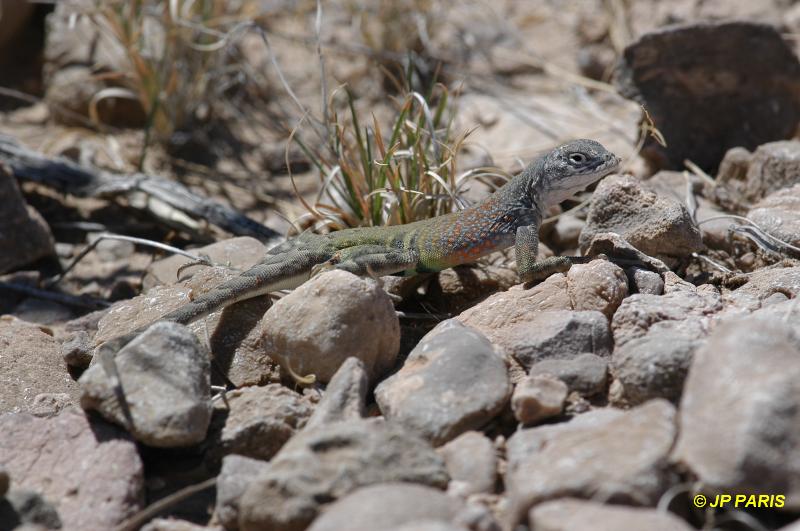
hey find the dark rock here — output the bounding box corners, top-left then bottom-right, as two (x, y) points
(261, 270), (400, 384)
(80, 321), (212, 447)
(0, 317), (80, 414)
(528, 353), (608, 396)
(673, 317), (800, 509)
(615, 21), (800, 172)
(0, 409), (144, 529)
(0, 467), (7, 497)
(427, 265), (518, 313)
(238, 418), (448, 531)
(506, 400), (677, 526)
(375, 320), (510, 445)
(438, 431), (497, 496)
(579, 175), (703, 261)
(529, 498), (693, 531)
(0, 164), (54, 274)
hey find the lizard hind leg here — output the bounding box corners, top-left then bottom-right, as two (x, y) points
(332, 246), (420, 278)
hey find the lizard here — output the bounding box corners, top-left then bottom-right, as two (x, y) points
(92, 138), (620, 375)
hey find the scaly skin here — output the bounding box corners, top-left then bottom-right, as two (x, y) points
(97, 139), (619, 358)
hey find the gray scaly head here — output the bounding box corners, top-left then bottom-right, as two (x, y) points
(536, 139), (620, 206)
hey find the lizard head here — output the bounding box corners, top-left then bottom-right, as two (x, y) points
(539, 139), (620, 205)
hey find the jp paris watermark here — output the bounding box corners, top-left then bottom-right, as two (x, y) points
(693, 494), (786, 509)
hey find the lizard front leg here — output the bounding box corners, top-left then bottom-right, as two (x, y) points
(515, 225), (590, 283)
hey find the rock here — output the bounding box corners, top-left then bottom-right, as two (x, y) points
(304, 357), (367, 429)
(511, 374), (567, 425)
(238, 418), (448, 530)
(94, 266), (280, 387)
(475, 309), (610, 370)
(565, 260), (628, 318)
(438, 431), (497, 496)
(207, 384), (313, 463)
(215, 455), (270, 531)
(0, 467), (7, 496)
(427, 265), (518, 313)
(528, 498), (693, 531)
(80, 321), (212, 447)
(615, 21), (800, 172)
(29, 392), (74, 418)
(306, 483), (465, 531)
(0, 317), (80, 414)
(375, 320), (510, 445)
(672, 317), (800, 508)
(582, 232), (670, 274)
(506, 400), (677, 526)
(579, 175), (703, 261)
(728, 266), (800, 302)
(741, 141), (800, 203)
(611, 288), (721, 347)
(528, 353), (608, 396)
(0, 409), (144, 529)
(143, 237), (267, 290)
(748, 184), (800, 248)
(0, 164), (54, 274)
(550, 213), (585, 250)
(261, 270), (400, 384)
(61, 329), (93, 369)
(717, 146), (752, 185)
(626, 266), (664, 295)
(0, 489), (62, 530)
(611, 326), (703, 405)
(12, 297), (74, 325)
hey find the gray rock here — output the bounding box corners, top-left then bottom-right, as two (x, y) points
(626, 266), (664, 295)
(672, 317), (800, 509)
(748, 184), (800, 248)
(612, 288), (721, 347)
(238, 418), (448, 531)
(611, 326), (703, 405)
(208, 384), (313, 462)
(529, 498), (693, 531)
(13, 297), (74, 325)
(506, 400), (677, 526)
(215, 455), (270, 531)
(375, 320), (510, 445)
(528, 353), (608, 396)
(0, 317), (81, 415)
(579, 174), (702, 260)
(389, 522), (469, 531)
(491, 310), (610, 370)
(0, 489), (62, 530)
(80, 321), (212, 447)
(438, 431), (497, 496)
(551, 213), (585, 250)
(742, 141), (800, 202)
(615, 22), (800, 172)
(61, 329), (93, 369)
(511, 375), (567, 425)
(305, 357), (367, 429)
(306, 483), (463, 531)
(94, 266), (280, 387)
(29, 393), (74, 418)
(0, 164), (54, 274)
(0, 409), (144, 529)
(261, 270), (400, 384)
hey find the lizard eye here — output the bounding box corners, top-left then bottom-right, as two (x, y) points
(569, 152), (587, 164)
